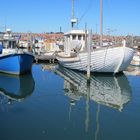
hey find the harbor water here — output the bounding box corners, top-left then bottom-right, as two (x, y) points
(0, 63), (140, 140)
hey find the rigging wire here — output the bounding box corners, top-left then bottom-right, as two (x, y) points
(77, 0), (94, 25)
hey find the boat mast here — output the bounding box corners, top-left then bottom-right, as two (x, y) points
(71, 0), (77, 29)
(100, 0), (103, 47)
(72, 0), (74, 20)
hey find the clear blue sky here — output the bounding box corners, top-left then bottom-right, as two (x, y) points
(0, 0), (140, 35)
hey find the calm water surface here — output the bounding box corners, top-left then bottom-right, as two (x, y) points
(0, 64), (140, 140)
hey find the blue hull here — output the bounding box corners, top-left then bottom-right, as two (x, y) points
(0, 53), (34, 75)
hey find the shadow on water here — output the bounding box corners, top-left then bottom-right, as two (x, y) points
(0, 73), (35, 103)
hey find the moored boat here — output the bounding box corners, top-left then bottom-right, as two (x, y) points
(57, 43), (135, 73)
(56, 0), (135, 74)
(0, 52), (34, 75)
(0, 29), (34, 75)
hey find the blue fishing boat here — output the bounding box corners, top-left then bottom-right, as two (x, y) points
(0, 29), (34, 75)
(0, 53), (34, 75)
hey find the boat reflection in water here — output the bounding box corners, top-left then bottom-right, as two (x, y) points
(0, 73), (35, 104)
(55, 65), (132, 111)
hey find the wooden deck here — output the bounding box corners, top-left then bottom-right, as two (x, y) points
(35, 53), (58, 63)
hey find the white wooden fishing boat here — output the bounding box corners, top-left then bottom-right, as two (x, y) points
(57, 41), (134, 73)
(56, 0), (135, 74)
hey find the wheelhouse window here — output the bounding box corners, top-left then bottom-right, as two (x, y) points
(78, 35), (82, 40)
(72, 35), (76, 40)
(83, 35), (85, 40)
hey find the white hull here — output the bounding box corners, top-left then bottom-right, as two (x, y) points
(57, 46), (135, 73)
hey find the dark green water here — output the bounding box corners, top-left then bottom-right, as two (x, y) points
(0, 64), (140, 140)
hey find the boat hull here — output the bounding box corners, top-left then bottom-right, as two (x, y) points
(57, 46), (135, 73)
(0, 53), (34, 75)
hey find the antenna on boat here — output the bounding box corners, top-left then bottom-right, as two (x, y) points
(100, 0), (103, 47)
(71, 0), (77, 29)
